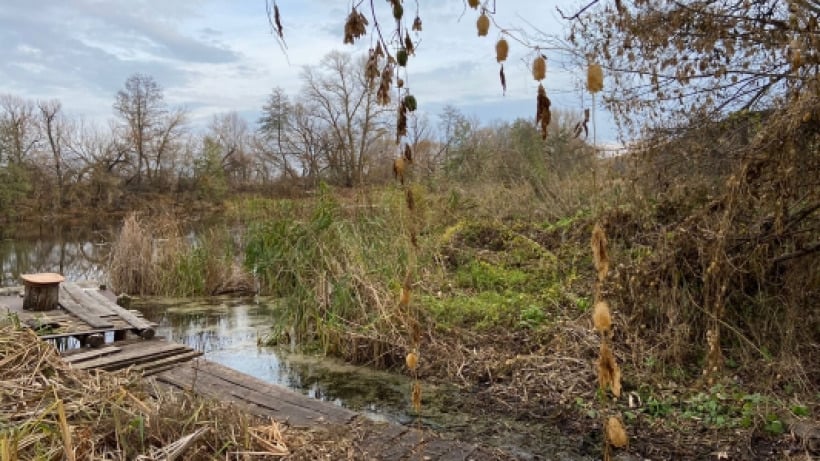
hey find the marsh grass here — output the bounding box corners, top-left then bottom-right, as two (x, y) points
(109, 213), (245, 297)
(245, 186), (417, 365)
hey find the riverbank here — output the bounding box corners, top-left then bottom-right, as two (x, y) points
(2, 182), (818, 460)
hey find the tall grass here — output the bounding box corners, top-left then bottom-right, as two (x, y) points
(245, 187), (415, 365)
(109, 213), (247, 297)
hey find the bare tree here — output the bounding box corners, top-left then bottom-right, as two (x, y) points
(0, 94), (39, 165)
(208, 112), (254, 187)
(300, 51), (391, 187)
(37, 100), (70, 208)
(113, 74), (187, 189)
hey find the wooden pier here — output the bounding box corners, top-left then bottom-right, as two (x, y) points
(0, 280), (200, 374)
(1, 278), (505, 460)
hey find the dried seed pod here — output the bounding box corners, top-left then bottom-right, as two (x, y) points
(536, 83), (551, 140)
(411, 382), (422, 411)
(343, 8), (368, 44)
(597, 342), (621, 397)
(393, 2), (403, 20)
(393, 157), (406, 185)
(412, 15), (422, 31)
(365, 52), (380, 88)
(477, 13), (490, 36)
(532, 55), (546, 81)
(593, 300), (612, 333)
(606, 417), (628, 448)
(499, 65), (506, 95)
(400, 286), (410, 306)
(495, 38), (509, 62)
(397, 101), (408, 142)
(397, 78), (404, 88)
(403, 94), (417, 112)
(591, 224), (609, 282)
(468, 0), (480, 9)
(404, 31), (415, 56)
(406, 351), (419, 370)
(377, 63), (393, 105)
(587, 62), (604, 93)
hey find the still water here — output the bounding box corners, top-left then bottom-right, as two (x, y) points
(134, 296), (414, 424)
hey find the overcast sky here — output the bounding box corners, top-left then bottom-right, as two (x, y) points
(0, 0), (617, 141)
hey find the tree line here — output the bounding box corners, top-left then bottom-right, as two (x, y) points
(0, 50), (591, 221)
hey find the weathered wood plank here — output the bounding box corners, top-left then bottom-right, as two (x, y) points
(194, 360), (359, 423)
(158, 362), (357, 427)
(83, 288), (156, 339)
(129, 351), (203, 375)
(159, 368), (322, 426)
(57, 291), (113, 329)
(60, 284), (114, 317)
(63, 346), (122, 363)
(74, 341), (188, 370)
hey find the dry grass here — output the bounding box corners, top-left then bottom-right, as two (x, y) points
(108, 212), (247, 297)
(0, 321), (291, 460)
(108, 213), (156, 295)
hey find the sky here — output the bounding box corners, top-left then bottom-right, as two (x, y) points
(0, 0), (618, 142)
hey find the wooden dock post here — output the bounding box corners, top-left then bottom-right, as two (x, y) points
(21, 273), (65, 311)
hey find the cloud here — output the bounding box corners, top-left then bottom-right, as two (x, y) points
(0, 0), (618, 142)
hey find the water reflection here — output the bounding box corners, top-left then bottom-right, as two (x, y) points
(0, 222), (112, 285)
(135, 297), (411, 423)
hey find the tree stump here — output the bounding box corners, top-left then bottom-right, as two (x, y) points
(21, 273), (65, 311)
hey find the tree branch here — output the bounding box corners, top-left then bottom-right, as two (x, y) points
(556, 0), (600, 21)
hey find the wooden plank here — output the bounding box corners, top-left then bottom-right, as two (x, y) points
(61, 284), (115, 317)
(57, 291), (113, 329)
(73, 341), (188, 370)
(39, 325), (130, 340)
(82, 288), (156, 339)
(159, 362), (357, 426)
(129, 350), (203, 375)
(158, 367), (321, 426)
(63, 346), (122, 363)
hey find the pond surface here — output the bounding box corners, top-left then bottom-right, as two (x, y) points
(134, 296), (415, 424)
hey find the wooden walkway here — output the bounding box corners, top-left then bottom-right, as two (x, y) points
(0, 282), (201, 374)
(156, 360), (497, 460)
(1, 281), (505, 460)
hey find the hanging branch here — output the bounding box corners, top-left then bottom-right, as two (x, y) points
(556, 0), (601, 21)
